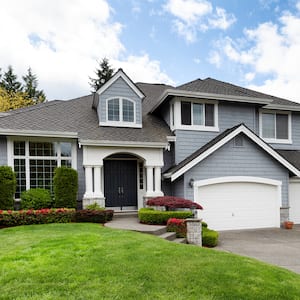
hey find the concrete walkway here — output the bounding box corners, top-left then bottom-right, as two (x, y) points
(216, 225), (300, 274)
(105, 216), (166, 235)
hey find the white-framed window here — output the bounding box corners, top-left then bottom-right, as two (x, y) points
(9, 139), (76, 198)
(259, 110), (292, 144)
(170, 99), (218, 131)
(106, 97), (135, 125)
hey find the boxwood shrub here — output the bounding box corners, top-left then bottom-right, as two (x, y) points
(53, 167), (78, 208)
(0, 208), (75, 227)
(75, 209), (114, 223)
(138, 208), (193, 225)
(0, 166), (16, 210)
(202, 227), (219, 247)
(21, 188), (52, 209)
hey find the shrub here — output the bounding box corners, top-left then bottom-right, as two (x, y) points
(202, 221), (208, 228)
(53, 167), (78, 208)
(0, 208), (75, 227)
(0, 166), (16, 210)
(138, 208), (193, 225)
(167, 218), (187, 238)
(20, 188), (52, 209)
(75, 210), (114, 223)
(146, 196), (203, 210)
(202, 227), (219, 247)
(86, 202), (104, 211)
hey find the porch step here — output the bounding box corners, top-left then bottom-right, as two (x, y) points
(158, 231), (177, 241)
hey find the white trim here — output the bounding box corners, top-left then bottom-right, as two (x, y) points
(193, 176), (282, 187)
(99, 121), (142, 128)
(0, 128), (78, 138)
(151, 88), (273, 113)
(97, 69), (144, 99)
(259, 109), (292, 144)
(79, 139), (168, 148)
(264, 104), (300, 111)
(172, 98), (219, 131)
(167, 124), (300, 181)
(167, 135), (176, 142)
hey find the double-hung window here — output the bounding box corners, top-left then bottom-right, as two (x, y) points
(107, 98), (135, 124)
(260, 110), (291, 143)
(181, 101), (217, 129)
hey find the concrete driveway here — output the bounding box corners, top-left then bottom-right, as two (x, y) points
(216, 225), (300, 274)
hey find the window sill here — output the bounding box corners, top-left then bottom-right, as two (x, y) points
(172, 125), (219, 132)
(262, 138), (292, 144)
(99, 121), (142, 128)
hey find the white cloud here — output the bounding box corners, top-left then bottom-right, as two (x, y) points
(218, 5), (300, 102)
(164, 0), (236, 43)
(208, 7), (236, 30)
(245, 72), (255, 82)
(0, 0), (174, 100)
(208, 51), (221, 68)
(113, 54), (175, 86)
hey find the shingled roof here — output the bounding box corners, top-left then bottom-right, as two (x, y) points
(177, 77), (300, 107)
(0, 95), (172, 144)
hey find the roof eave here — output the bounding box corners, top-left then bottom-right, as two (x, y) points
(150, 89), (273, 113)
(79, 139), (168, 148)
(263, 104), (300, 111)
(0, 129), (78, 138)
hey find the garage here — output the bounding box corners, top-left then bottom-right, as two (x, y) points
(289, 178), (300, 224)
(194, 177), (281, 231)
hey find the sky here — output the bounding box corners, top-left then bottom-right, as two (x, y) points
(1, 0), (300, 102)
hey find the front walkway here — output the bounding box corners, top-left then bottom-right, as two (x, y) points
(105, 217), (166, 235)
(216, 225), (300, 274)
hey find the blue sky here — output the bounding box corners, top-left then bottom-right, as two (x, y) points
(0, 0), (300, 102)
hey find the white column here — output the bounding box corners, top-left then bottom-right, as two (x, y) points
(146, 166), (154, 194)
(154, 166), (162, 194)
(84, 166), (93, 198)
(94, 166), (104, 198)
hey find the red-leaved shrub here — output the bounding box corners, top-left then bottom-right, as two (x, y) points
(146, 196), (203, 210)
(167, 218), (187, 237)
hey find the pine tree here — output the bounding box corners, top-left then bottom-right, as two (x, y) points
(0, 65), (22, 93)
(89, 58), (114, 92)
(22, 68), (46, 103)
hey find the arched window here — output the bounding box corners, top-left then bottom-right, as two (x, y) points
(107, 98), (135, 123)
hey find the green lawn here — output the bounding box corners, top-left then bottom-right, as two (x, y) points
(1, 223), (300, 300)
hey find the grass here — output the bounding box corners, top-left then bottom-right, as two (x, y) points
(1, 223), (300, 300)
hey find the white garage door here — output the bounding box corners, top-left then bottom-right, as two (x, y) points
(289, 180), (300, 224)
(195, 177), (281, 231)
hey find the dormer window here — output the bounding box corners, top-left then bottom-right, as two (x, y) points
(106, 97), (135, 125)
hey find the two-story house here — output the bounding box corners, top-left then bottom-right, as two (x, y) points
(1, 68), (300, 231)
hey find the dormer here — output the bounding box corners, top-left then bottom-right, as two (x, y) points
(95, 69), (144, 128)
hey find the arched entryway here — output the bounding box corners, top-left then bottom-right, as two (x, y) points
(104, 153), (143, 210)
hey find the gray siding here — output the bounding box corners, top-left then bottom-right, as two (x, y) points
(0, 136), (7, 165)
(174, 102), (257, 163)
(181, 134), (289, 207)
(172, 177), (184, 198)
(98, 77), (142, 124)
(77, 146), (85, 204)
(162, 143), (175, 173)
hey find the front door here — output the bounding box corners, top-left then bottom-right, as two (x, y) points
(104, 160), (137, 208)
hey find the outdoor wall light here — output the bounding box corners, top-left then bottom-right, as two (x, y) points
(189, 178), (194, 188)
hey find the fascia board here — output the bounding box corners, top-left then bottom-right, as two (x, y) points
(151, 89), (273, 113)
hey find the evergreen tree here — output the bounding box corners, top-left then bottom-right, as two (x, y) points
(22, 68), (46, 103)
(0, 65), (22, 93)
(89, 58), (114, 92)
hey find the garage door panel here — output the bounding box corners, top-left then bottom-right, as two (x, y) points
(196, 181), (280, 231)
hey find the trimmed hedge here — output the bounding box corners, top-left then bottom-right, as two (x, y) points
(21, 188), (52, 209)
(0, 166), (16, 210)
(53, 167), (78, 208)
(202, 227), (219, 247)
(138, 208), (193, 225)
(0, 208), (75, 227)
(75, 210), (114, 223)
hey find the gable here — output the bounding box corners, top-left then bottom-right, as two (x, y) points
(164, 124), (300, 181)
(96, 70), (143, 128)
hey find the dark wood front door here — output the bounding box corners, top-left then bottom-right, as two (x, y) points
(104, 160), (137, 208)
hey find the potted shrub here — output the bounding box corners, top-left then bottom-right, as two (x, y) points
(284, 220), (294, 229)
